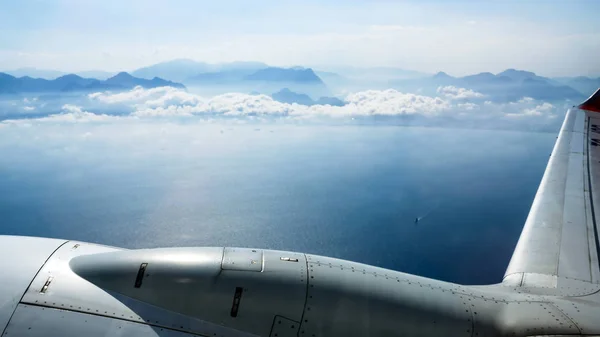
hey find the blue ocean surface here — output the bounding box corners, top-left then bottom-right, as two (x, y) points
(0, 123), (555, 284)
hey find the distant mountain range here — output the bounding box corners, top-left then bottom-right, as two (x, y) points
(132, 59), (269, 83)
(392, 69), (591, 102)
(133, 60), (324, 85)
(323, 66), (429, 82)
(188, 70), (257, 84)
(129, 60), (428, 89)
(271, 88), (344, 106)
(0, 72), (184, 94)
(2, 59), (599, 102)
(4, 68), (116, 80)
(554, 76), (600, 97)
(245, 67), (323, 84)
(132, 59), (213, 82)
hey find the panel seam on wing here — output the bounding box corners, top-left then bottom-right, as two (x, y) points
(1, 240), (70, 337)
(549, 302), (582, 334)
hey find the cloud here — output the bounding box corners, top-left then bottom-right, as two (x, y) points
(23, 106), (36, 111)
(507, 102), (556, 118)
(90, 86), (200, 108)
(437, 86), (484, 100)
(2, 86), (563, 131)
(343, 90), (450, 116)
(4, 104), (118, 124)
(518, 97), (534, 103)
(90, 87), (453, 118)
(457, 102), (478, 111)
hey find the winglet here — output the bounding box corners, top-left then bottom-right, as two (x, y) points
(579, 88), (600, 113)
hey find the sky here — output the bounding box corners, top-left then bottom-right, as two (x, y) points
(1, 0), (600, 76)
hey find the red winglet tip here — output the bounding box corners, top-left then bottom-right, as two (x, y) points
(579, 88), (600, 113)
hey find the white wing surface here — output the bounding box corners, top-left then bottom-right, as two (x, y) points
(504, 89), (600, 288)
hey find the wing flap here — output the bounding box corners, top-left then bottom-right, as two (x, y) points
(557, 111), (590, 281)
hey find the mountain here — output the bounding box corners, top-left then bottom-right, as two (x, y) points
(325, 66), (429, 81)
(188, 69), (259, 84)
(497, 69), (549, 83)
(3, 68), (115, 81)
(316, 71), (345, 80)
(432, 71), (454, 80)
(0, 73), (19, 94)
(132, 59), (212, 82)
(462, 72), (513, 85)
(429, 71), (457, 86)
(271, 88), (344, 106)
(132, 60), (269, 83)
(271, 88), (314, 105)
(76, 70), (115, 80)
(105, 72), (184, 89)
(315, 71), (349, 88)
(0, 72), (185, 94)
(245, 67), (324, 84)
(459, 71), (582, 101)
(52, 74), (98, 91)
(516, 78), (582, 101)
(554, 76), (600, 96)
(188, 65), (325, 86)
(388, 68), (586, 102)
(4, 68), (67, 80)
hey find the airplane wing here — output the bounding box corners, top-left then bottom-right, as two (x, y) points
(504, 89), (600, 288)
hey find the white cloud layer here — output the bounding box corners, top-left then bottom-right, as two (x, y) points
(86, 86), (556, 120)
(437, 86), (484, 100)
(2, 86), (563, 131)
(86, 87), (457, 118)
(507, 102), (556, 118)
(4, 104), (116, 125)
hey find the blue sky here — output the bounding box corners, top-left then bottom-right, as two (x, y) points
(1, 0), (599, 76)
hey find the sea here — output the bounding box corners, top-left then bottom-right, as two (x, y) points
(0, 122), (556, 285)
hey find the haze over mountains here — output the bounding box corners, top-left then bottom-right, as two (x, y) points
(554, 76), (600, 97)
(132, 60), (269, 83)
(2, 59), (596, 133)
(5, 68), (116, 80)
(390, 69), (591, 102)
(0, 72), (184, 94)
(2, 59), (599, 105)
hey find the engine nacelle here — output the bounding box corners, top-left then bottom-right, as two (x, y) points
(70, 246), (474, 337)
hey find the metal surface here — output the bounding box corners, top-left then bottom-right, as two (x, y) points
(21, 241), (250, 337)
(559, 112), (590, 280)
(4, 304), (201, 337)
(505, 108), (600, 286)
(222, 248), (264, 272)
(67, 244), (600, 336)
(469, 298), (580, 336)
(588, 111), (600, 285)
(0, 236), (66, 333)
(70, 248), (307, 337)
(269, 316), (300, 337)
(300, 254), (473, 337)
